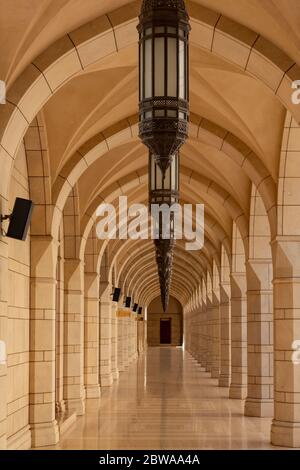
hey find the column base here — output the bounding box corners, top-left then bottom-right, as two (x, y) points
(85, 384), (101, 399)
(211, 369), (219, 379)
(57, 412), (77, 435)
(218, 375), (230, 387)
(30, 421), (59, 448)
(56, 399), (66, 416)
(112, 369), (119, 381)
(65, 397), (85, 416)
(271, 420), (300, 448)
(100, 373), (114, 387)
(244, 398), (273, 417)
(229, 384), (247, 399)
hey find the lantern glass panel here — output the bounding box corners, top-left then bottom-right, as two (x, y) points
(145, 39), (152, 98)
(167, 37), (177, 97)
(179, 39), (185, 99)
(171, 158), (177, 189)
(140, 44), (143, 99)
(154, 37), (165, 96)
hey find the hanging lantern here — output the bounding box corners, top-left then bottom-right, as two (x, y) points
(149, 151), (179, 203)
(155, 237), (175, 311)
(138, 0), (190, 176)
(149, 152), (179, 311)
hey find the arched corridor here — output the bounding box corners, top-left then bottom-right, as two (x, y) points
(1, 0), (300, 451)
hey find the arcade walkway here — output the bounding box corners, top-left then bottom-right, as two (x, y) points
(46, 348), (275, 450)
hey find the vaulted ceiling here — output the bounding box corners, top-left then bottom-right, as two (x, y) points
(2, 0), (296, 306)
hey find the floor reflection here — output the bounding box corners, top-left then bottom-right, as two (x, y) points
(43, 347), (281, 450)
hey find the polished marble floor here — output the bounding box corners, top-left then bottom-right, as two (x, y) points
(46, 347), (280, 450)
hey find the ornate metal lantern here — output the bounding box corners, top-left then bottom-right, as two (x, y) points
(138, 0), (190, 176)
(149, 152), (179, 311)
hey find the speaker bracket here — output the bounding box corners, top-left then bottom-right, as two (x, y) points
(0, 214), (12, 222)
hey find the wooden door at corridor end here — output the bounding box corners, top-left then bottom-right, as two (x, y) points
(160, 318), (172, 344)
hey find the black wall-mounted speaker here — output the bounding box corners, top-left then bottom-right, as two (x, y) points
(125, 297), (131, 308)
(138, 307), (143, 315)
(133, 303), (138, 312)
(112, 288), (121, 302)
(7, 198), (34, 241)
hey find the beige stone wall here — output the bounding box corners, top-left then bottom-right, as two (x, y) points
(147, 313), (182, 346)
(7, 142), (31, 449)
(147, 296), (183, 347)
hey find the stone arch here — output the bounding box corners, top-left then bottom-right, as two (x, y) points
(0, 0), (299, 215)
(24, 112), (52, 236)
(77, 164), (248, 273)
(52, 112), (276, 243)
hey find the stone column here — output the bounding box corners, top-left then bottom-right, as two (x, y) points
(123, 314), (129, 369)
(196, 308), (202, 363)
(189, 310), (195, 356)
(131, 313), (138, 361)
(128, 313), (133, 363)
(84, 272), (101, 398)
(64, 259), (85, 415)
(218, 282), (231, 387)
(184, 310), (191, 352)
(55, 249), (65, 416)
(229, 272), (247, 399)
(117, 314), (125, 373)
(211, 292), (220, 379)
(271, 239), (300, 447)
(30, 236), (59, 447)
(0, 236), (8, 449)
(245, 259), (273, 417)
(188, 310), (194, 356)
(110, 301), (119, 381)
(205, 297), (213, 373)
(197, 304), (206, 368)
(138, 319), (145, 354)
(191, 309), (195, 356)
(193, 309), (198, 359)
(200, 299), (208, 369)
(99, 284), (113, 387)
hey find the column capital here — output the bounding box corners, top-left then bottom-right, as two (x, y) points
(84, 271), (100, 297)
(230, 272), (247, 297)
(271, 237), (300, 278)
